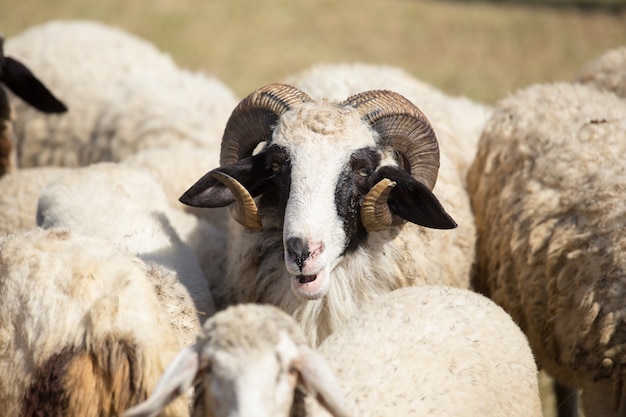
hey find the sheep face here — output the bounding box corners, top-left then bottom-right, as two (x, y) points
(123, 304), (350, 417)
(180, 84), (456, 300)
(194, 332), (301, 417)
(268, 102), (385, 299)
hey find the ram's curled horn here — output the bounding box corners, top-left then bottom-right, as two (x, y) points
(360, 178), (405, 232)
(341, 90), (440, 232)
(219, 83), (313, 166)
(211, 171), (262, 230)
(340, 90), (440, 191)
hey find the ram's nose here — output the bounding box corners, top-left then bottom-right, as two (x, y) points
(285, 237), (310, 271)
(284, 237), (323, 273)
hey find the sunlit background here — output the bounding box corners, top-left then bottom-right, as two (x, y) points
(2, 0), (625, 104)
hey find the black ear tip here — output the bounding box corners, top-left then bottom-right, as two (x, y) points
(442, 216), (458, 229)
(179, 188), (199, 207)
(422, 213), (458, 230)
(48, 100), (68, 113)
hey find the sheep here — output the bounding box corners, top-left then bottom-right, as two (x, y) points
(36, 163), (222, 342)
(283, 62), (493, 182)
(466, 82), (626, 417)
(0, 161), (227, 300)
(179, 83), (476, 346)
(0, 34), (67, 175)
(5, 19), (237, 168)
(123, 285), (542, 417)
(575, 46), (626, 98)
(0, 227), (188, 417)
(0, 147), (229, 238)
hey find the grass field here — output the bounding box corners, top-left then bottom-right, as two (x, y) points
(0, 1), (624, 415)
(1, 0), (625, 104)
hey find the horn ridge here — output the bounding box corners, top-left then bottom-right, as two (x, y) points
(341, 90), (440, 190)
(219, 83), (312, 166)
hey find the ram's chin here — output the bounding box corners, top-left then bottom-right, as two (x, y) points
(290, 268), (330, 300)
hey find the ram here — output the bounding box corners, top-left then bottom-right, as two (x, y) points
(123, 286), (541, 417)
(181, 83), (475, 345)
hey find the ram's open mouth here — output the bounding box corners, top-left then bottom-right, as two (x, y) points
(297, 274), (317, 284)
(291, 270), (327, 300)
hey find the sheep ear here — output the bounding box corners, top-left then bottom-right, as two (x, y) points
(376, 166), (457, 229)
(295, 345), (352, 417)
(123, 346), (200, 417)
(1, 57), (68, 113)
(179, 153), (273, 208)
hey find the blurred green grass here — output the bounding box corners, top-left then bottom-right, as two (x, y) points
(1, 0), (625, 104)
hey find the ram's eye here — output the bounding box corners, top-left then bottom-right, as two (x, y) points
(358, 167), (372, 177)
(271, 162), (281, 172)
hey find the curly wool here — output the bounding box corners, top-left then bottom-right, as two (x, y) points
(311, 286), (542, 417)
(467, 82), (626, 394)
(36, 163), (220, 341)
(0, 228), (187, 417)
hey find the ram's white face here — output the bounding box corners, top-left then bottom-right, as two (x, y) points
(271, 102), (381, 300)
(179, 90), (457, 304)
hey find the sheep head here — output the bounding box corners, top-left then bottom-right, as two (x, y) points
(122, 304), (351, 417)
(180, 83), (456, 300)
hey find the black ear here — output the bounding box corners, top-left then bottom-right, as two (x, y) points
(1, 57), (68, 113)
(179, 153), (273, 208)
(376, 166), (457, 229)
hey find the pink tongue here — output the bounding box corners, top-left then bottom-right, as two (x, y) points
(298, 275), (317, 284)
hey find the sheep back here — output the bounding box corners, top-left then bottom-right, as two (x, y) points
(0, 228), (187, 417)
(467, 82), (626, 389)
(6, 19), (236, 168)
(36, 163), (218, 338)
(313, 286), (542, 417)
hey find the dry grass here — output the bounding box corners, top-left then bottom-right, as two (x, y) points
(1, 0), (625, 104)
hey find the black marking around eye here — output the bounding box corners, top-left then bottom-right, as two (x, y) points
(335, 147), (382, 253)
(259, 145), (292, 224)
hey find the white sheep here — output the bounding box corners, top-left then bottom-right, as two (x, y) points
(0, 227), (188, 417)
(283, 62), (493, 181)
(5, 19), (237, 168)
(0, 34), (67, 175)
(180, 83), (476, 346)
(0, 148), (229, 241)
(575, 46), (626, 98)
(36, 163), (222, 342)
(467, 82), (626, 416)
(123, 286), (542, 417)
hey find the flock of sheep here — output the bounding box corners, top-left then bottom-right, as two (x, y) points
(0, 18), (624, 417)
